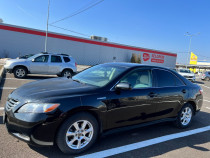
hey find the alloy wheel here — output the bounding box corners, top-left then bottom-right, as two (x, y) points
(16, 69), (26, 77)
(66, 120), (94, 150)
(63, 71), (71, 77)
(180, 107), (192, 126)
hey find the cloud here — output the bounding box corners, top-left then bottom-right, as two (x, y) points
(16, 4), (34, 18)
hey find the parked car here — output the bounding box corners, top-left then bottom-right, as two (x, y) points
(4, 63), (203, 154)
(177, 69), (195, 82)
(201, 71), (210, 81)
(17, 54), (35, 59)
(4, 53), (77, 78)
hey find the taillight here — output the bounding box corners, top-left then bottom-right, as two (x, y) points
(199, 89), (203, 95)
(75, 62), (77, 67)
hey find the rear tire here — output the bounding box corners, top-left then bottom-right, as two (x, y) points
(174, 103), (194, 128)
(205, 77), (210, 81)
(61, 69), (73, 78)
(56, 112), (99, 154)
(13, 67), (27, 78)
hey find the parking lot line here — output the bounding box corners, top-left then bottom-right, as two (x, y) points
(3, 78), (40, 81)
(204, 100), (210, 103)
(0, 107), (4, 110)
(76, 126), (210, 158)
(206, 107), (210, 110)
(0, 87), (16, 90)
(199, 84), (210, 89)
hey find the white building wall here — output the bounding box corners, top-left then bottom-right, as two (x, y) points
(0, 23), (177, 68)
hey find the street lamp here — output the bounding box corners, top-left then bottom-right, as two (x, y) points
(184, 32), (200, 68)
(44, 0), (50, 52)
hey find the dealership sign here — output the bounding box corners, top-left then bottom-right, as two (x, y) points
(143, 53), (165, 63)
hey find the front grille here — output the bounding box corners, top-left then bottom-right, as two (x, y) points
(6, 98), (19, 111)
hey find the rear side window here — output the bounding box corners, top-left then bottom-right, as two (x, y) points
(155, 69), (184, 87)
(51, 55), (62, 63)
(63, 57), (71, 63)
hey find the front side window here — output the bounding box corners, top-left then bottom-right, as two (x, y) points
(72, 65), (127, 87)
(51, 55), (62, 63)
(120, 69), (152, 89)
(155, 69), (184, 87)
(34, 55), (49, 62)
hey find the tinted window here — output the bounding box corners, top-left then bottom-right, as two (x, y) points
(174, 75), (185, 86)
(179, 69), (191, 73)
(51, 55), (62, 63)
(121, 70), (152, 89)
(155, 69), (184, 87)
(63, 57), (70, 63)
(34, 55), (49, 62)
(72, 65), (126, 87)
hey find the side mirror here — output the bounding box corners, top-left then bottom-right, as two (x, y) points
(115, 82), (132, 90)
(32, 59), (35, 62)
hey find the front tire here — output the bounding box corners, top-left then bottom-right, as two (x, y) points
(174, 103), (194, 128)
(56, 112), (99, 154)
(13, 67), (27, 78)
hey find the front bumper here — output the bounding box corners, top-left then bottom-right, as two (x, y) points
(4, 110), (62, 146)
(4, 65), (13, 73)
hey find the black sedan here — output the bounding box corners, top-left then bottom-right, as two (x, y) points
(4, 63), (203, 154)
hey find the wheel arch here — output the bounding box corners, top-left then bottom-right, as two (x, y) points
(187, 101), (197, 115)
(54, 106), (103, 144)
(61, 68), (73, 74)
(13, 65), (29, 73)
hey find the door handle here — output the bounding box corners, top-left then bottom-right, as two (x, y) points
(182, 89), (186, 94)
(148, 92), (157, 98)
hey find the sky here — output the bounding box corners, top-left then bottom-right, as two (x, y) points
(0, 0), (210, 64)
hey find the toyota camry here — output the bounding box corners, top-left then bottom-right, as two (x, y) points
(4, 63), (203, 154)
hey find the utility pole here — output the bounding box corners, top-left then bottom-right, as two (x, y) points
(44, 0), (50, 52)
(184, 32), (200, 68)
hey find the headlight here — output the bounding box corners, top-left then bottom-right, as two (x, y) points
(18, 103), (60, 113)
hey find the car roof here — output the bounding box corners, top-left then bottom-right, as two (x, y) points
(37, 53), (71, 57)
(101, 62), (172, 70)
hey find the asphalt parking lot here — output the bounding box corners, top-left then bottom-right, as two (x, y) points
(0, 73), (210, 158)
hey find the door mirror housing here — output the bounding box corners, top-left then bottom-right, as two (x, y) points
(115, 82), (132, 90)
(32, 59), (35, 62)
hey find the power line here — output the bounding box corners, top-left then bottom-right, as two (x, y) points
(50, 0), (105, 24)
(49, 24), (90, 37)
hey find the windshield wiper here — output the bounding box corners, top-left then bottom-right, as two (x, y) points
(72, 79), (85, 84)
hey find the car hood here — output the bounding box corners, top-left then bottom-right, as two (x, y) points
(11, 77), (97, 101)
(6, 59), (27, 63)
(178, 72), (195, 77)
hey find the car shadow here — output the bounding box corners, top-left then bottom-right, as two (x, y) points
(0, 116), (3, 124)
(0, 71), (6, 106)
(24, 74), (58, 80)
(28, 111), (210, 158)
(194, 81), (204, 84)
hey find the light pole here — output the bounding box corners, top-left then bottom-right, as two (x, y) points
(184, 32), (200, 68)
(44, 0), (50, 52)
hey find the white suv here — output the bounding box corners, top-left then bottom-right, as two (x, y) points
(4, 53), (77, 78)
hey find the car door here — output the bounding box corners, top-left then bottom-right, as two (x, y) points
(152, 68), (187, 120)
(105, 68), (160, 129)
(48, 55), (63, 75)
(29, 55), (49, 74)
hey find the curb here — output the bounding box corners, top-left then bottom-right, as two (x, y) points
(0, 65), (5, 84)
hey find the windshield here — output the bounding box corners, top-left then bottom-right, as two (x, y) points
(179, 69), (191, 73)
(27, 54), (40, 60)
(72, 64), (127, 87)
